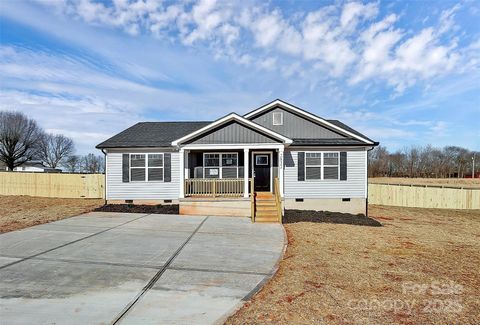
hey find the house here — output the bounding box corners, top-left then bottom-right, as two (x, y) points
(11, 161), (62, 173)
(96, 99), (378, 222)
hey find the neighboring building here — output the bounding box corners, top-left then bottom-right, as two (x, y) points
(12, 161), (62, 173)
(97, 99), (378, 221)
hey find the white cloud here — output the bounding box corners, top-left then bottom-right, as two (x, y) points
(31, 1), (475, 93)
(258, 57), (277, 71)
(340, 1), (378, 31)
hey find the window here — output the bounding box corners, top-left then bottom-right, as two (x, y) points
(273, 112), (283, 125)
(255, 155), (268, 165)
(130, 154), (146, 181)
(204, 153), (220, 178)
(305, 152), (339, 180)
(305, 152), (321, 180)
(130, 153), (164, 182)
(203, 153), (239, 178)
(323, 152), (339, 180)
(148, 154), (164, 181)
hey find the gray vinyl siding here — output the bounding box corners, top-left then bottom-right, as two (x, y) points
(186, 121), (278, 144)
(106, 150), (179, 200)
(251, 107), (344, 139)
(284, 149), (366, 198)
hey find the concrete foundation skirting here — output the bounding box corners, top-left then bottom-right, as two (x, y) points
(107, 199), (179, 205)
(180, 199), (251, 217)
(284, 198), (366, 215)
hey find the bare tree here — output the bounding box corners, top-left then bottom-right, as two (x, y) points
(63, 155), (81, 173)
(368, 146), (389, 177)
(0, 111), (44, 171)
(38, 134), (75, 168)
(81, 153), (104, 173)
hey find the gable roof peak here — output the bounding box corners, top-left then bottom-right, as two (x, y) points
(171, 112), (293, 146)
(244, 100), (374, 145)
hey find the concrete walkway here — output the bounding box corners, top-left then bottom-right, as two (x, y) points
(0, 212), (285, 324)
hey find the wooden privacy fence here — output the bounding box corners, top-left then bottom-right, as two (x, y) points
(368, 183), (480, 209)
(0, 172), (105, 199)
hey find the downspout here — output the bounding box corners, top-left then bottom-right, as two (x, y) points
(101, 149), (107, 206)
(366, 146), (375, 217)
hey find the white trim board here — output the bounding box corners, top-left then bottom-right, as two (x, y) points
(181, 143), (285, 150)
(172, 113), (293, 146)
(244, 99), (374, 145)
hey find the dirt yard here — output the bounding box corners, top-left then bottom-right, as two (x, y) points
(370, 177), (480, 188)
(226, 205), (480, 324)
(0, 195), (104, 233)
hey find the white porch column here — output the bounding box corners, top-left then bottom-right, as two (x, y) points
(244, 148), (249, 198)
(179, 148), (185, 198)
(184, 150), (190, 180)
(279, 147), (284, 197)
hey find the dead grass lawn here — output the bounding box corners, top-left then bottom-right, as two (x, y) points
(370, 177), (480, 188)
(226, 205), (480, 324)
(0, 195), (104, 233)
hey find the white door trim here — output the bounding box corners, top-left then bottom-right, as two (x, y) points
(251, 151), (273, 192)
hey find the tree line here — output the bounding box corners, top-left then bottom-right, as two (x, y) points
(0, 111), (104, 173)
(368, 145), (478, 178)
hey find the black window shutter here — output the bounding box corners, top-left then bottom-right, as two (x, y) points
(340, 152), (347, 180)
(298, 152), (305, 181)
(164, 153), (171, 182)
(122, 154), (129, 183)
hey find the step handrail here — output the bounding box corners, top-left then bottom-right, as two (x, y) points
(250, 177), (255, 223)
(274, 177), (282, 223)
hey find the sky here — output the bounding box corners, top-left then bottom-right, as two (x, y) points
(0, 0), (479, 155)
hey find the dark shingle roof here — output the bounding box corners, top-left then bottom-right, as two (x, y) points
(96, 121), (211, 148)
(326, 120), (375, 143)
(96, 118), (376, 149)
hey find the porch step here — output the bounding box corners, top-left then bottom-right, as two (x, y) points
(256, 211), (277, 219)
(253, 191), (281, 223)
(255, 216), (279, 223)
(255, 200), (276, 207)
(256, 207), (277, 214)
(255, 192), (274, 199)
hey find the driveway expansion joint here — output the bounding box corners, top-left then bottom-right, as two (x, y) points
(110, 216), (209, 325)
(0, 213), (151, 271)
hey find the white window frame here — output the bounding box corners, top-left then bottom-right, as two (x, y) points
(305, 152), (322, 181)
(304, 151), (340, 181)
(129, 153), (165, 182)
(203, 152), (239, 179)
(255, 154), (269, 165)
(272, 112), (283, 125)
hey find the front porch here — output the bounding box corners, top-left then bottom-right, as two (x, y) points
(177, 145), (285, 222)
(179, 145), (285, 199)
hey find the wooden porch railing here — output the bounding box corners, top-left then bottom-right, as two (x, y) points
(274, 177), (282, 223)
(185, 178), (244, 197)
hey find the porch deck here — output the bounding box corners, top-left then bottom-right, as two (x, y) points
(181, 178), (282, 223)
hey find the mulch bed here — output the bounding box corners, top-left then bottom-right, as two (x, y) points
(94, 204), (179, 214)
(284, 209), (382, 227)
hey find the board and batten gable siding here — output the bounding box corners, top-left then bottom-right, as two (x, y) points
(106, 149), (180, 200)
(284, 149), (366, 199)
(185, 121), (279, 144)
(251, 107), (345, 139)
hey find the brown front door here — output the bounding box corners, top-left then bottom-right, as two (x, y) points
(253, 153), (270, 191)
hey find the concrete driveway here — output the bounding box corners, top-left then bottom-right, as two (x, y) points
(0, 212), (285, 324)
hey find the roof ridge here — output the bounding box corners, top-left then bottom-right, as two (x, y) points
(138, 121), (212, 123)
